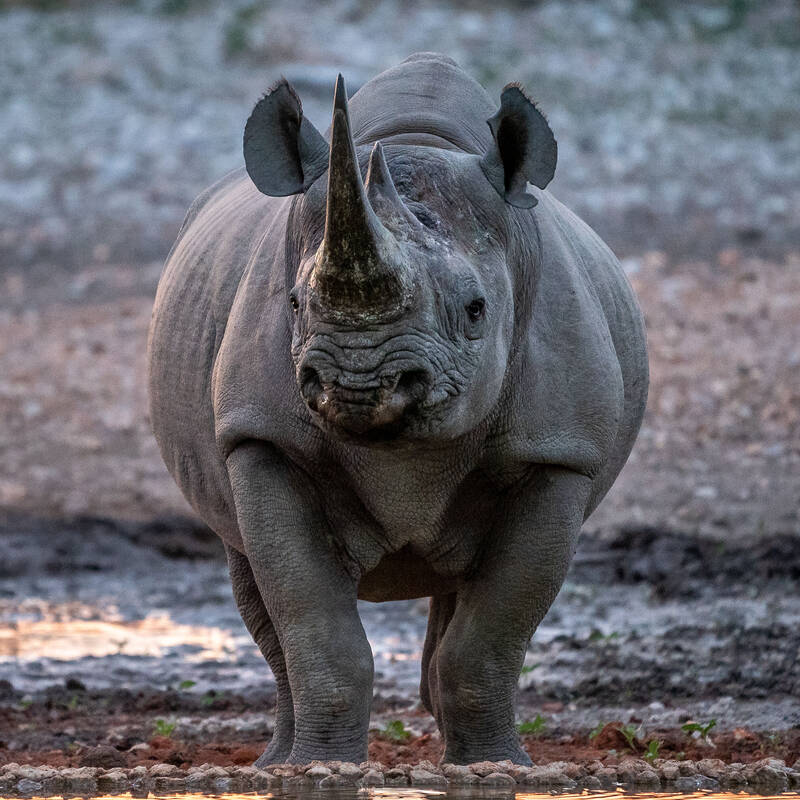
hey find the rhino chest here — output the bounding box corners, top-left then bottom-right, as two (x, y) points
(320, 449), (500, 579)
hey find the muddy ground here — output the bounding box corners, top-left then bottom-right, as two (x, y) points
(1, 0), (799, 774)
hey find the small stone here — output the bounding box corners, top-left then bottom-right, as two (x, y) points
(636, 767), (660, 788)
(359, 761), (384, 772)
(678, 760), (698, 776)
(675, 775), (702, 792)
(747, 764), (789, 792)
(97, 769), (129, 792)
(213, 776), (233, 792)
(442, 764), (479, 784)
(660, 761), (681, 781)
(618, 762), (637, 785)
(720, 770), (748, 790)
(469, 760), (500, 777)
(153, 776), (186, 793)
(149, 764), (183, 778)
(80, 744), (128, 768)
(305, 765), (333, 781)
(522, 764), (576, 789)
(360, 769), (384, 786)
(384, 767), (409, 785)
(595, 767), (618, 788)
(62, 767), (99, 795)
(185, 772), (211, 791)
(697, 758), (725, 779)
(129, 766), (149, 778)
(337, 762), (363, 780)
(319, 774), (349, 788)
(252, 769), (280, 790)
(16, 779), (44, 795)
(563, 762), (583, 779)
(481, 772), (516, 786)
(581, 775), (602, 789)
(410, 768), (447, 785)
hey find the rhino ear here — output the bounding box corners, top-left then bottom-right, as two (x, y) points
(480, 83), (557, 209)
(244, 79), (329, 196)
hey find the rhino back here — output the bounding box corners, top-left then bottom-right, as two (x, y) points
(147, 167), (291, 546)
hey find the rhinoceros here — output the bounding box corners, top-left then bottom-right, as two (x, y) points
(147, 52), (648, 766)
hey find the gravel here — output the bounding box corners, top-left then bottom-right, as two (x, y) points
(0, 756), (798, 794)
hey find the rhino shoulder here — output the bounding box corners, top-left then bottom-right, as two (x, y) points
(496, 192), (647, 480)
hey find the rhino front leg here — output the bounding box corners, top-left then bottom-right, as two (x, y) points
(435, 467), (591, 765)
(225, 544), (294, 765)
(226, 441), (373, 764)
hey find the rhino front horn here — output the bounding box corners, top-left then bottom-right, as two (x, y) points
(311, 75), (412, 322)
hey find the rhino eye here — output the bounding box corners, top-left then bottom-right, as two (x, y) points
(289, 293), (299, 312)
(466, 298), (486, 322)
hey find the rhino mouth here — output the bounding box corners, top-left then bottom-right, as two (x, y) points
(300, 368), (431, 441)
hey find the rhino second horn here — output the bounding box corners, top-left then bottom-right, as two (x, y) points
(365, 141), (423, 231)
(312, 75), (412, 321)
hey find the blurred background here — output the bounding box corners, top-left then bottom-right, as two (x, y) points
(0, 0), (798, 770)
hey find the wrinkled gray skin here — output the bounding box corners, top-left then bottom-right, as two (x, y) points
(147, 53), (648, 766)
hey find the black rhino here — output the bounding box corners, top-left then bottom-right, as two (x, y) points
(147, 53), (648, 766)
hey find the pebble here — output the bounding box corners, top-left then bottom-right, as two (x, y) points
(481, 771), (516, 786)
(360, 768), (385, 786)
(337, 762), (363, 780)
(383, 767), (410, 785)
(152, 776), (186, 793)
(305, 764), (333, 780)
(410, 767), (447, 785)
(14, 779), (42, 795)
(149, 764), (183, 777)
(595, 766), (619, 787)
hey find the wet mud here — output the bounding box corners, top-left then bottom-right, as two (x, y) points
(1, 512), (798, 771)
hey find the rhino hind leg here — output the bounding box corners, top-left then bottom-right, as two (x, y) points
(419, 593), (457, 726)
(225, 544), (295, 765)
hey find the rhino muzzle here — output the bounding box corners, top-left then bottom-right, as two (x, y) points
(300, 363), (432, 438)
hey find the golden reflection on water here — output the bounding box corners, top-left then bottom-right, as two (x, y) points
(1, 791), (798, 800)
(0, 613), (236, 661)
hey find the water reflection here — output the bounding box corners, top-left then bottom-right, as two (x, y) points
(0, 790), (798, 800)
(0, 613), (236, 661)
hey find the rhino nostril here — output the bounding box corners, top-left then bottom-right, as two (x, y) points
(299, 366), (323, 410)
(395, 369), (431, 403)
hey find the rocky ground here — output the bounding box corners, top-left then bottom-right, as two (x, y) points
(1, 0), (799, 783)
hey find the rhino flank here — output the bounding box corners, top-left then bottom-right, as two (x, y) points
(147, 53), (648, 766)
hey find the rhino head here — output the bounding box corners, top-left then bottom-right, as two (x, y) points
(243, 73), (556, 443)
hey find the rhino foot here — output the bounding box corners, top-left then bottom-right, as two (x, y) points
(253, 737), (293, 769)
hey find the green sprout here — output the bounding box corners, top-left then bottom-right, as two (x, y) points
(201, 690), (224, 707)
(644, 739), (661, 762)
(380, 719), (411, 742)
(589, 722), (605, 740)
(682, 719), (717, 739)
(517, 714), (546, 735)
(153, 718), (176, 737)
(178, 679), (196, 690)
(618, 723), (639, 750)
